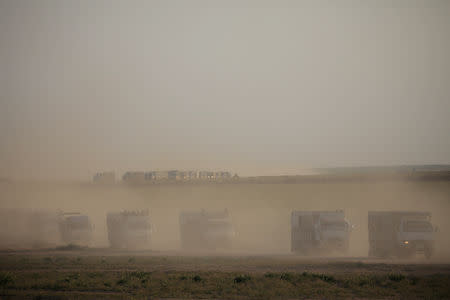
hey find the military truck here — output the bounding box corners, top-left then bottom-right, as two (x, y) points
(368, 211), (437, 258)
(106, 210), (152, 249)
(179, 209), (234, 250)
(58, 212), (93, 246)
(291, 210), (352, 255)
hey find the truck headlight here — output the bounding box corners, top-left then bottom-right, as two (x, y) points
(404, 241), (409, 245)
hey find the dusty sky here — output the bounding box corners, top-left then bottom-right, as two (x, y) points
(1, 0), (449, 180)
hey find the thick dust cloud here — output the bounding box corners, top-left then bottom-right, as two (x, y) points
(1, 180), (449, 261)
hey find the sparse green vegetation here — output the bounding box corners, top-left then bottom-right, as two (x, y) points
(0, 272), (13, 286)
(0, 254), (449, 299)
(233, 274), (251, 283)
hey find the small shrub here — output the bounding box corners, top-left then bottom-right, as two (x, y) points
(130, 271), (149, 280)
(117, 278), (128, 285)
(128, 257), (136, 263)
(315, 273), (337, 284)
(301, 272), (336, 284)
(234, 274), (251, 284)
(264, 272), (277, 278)
(280, 273), (294, 282)
(179, 275), (188, 280)
(0, 272), (13, 286)
(43, 257), (53, 264)
(388, 273), (405, 282)
(192, 275), (202, 282)
(408, 275), (419, 285)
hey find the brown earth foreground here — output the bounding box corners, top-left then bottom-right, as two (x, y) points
(1, 249), (450, 299)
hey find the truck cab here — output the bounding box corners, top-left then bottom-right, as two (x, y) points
(368, 211), (436, 258)
(397, 216), (435, 258)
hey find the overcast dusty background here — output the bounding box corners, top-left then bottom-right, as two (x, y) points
(1, 0), (449, 180)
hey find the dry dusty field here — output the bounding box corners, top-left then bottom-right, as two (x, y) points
(0, 179), (449, 298)
(1, 249), (450, 299)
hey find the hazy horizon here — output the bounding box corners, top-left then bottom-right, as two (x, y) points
(1, 0), (449, 180)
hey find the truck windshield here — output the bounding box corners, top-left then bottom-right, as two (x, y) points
(404, 221), (433, 232)
(321, 221), (347, 231)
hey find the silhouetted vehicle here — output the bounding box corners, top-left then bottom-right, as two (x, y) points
(58, 212), (93, 246)
(368, 211), (437, 258)
(179, 209), (234, 251)
(291, 210), (352, 255)
(106, 210), (152, 249)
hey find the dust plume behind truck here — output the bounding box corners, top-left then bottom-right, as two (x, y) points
(368, 211), (437, 258)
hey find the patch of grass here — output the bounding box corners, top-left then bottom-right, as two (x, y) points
(280, 273), (294, 282)
(43, 257), (53, 264)
(314, 273), (337, 284)
(116, 277), (128, 286)
(0, 272), (13, 286)
(388, 273), (405, 282)
(234, 274), (251, 284)
(301, 272), (336, 284)
(264, 272), (277, 278)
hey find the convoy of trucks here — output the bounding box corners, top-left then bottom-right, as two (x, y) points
(179, 209), (234, 250)
(0, 206), (439, 257)
(368, 211), (437, 258)
(291, 210), (352, 255)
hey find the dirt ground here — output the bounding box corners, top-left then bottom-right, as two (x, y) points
(2, 248), (450, 274)
(1, 250), (450, 299)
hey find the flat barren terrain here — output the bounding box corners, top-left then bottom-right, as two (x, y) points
(1, 249), (450, 299)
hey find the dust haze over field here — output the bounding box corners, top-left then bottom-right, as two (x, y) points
(1, 2), (450, 297)
(2, 2), (450, 298)
(1, 180), (450, 261)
